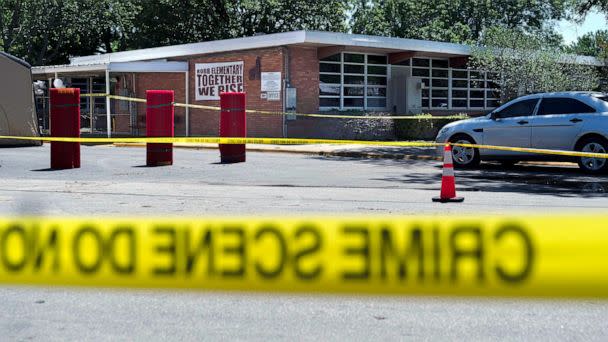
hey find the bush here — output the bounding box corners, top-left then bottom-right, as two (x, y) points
(394, 114), (468, 140)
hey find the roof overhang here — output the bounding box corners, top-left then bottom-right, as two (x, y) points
(35, 30), (603, 69)
(32, 61), (188, 76)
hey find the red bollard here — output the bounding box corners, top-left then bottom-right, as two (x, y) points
(50, 88), (80, 169)
(146, 90), (174, 166)
(219, 92), (246, 163)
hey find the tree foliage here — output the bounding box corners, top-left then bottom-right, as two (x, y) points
(568, 30), (608, 57)
(350, 0), (569, 44)
(470, 27), (600, 102)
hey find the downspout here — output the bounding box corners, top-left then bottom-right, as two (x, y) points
(283, 46), (290, 138)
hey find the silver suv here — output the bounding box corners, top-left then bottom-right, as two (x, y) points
(435, 92), (608, 173)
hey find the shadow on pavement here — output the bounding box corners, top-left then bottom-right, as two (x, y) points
(313, 154), (608, 198)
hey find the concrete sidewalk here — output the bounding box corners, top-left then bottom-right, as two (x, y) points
(113, 142), (441, 161)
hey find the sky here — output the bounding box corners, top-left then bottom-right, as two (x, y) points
(557, 10), (608, 44)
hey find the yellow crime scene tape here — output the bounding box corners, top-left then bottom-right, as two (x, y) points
(85, 93), (469, 120)
(0, 215), (607, 298)
(1, 135), (608, 159)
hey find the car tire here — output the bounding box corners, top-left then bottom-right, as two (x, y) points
(448, 134), (480, 169)
(576, 136), (608, 174)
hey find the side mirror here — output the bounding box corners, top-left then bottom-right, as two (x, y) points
(490, 112), (499, 120)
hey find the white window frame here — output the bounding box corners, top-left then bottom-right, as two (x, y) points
(319, 52), (388, 111)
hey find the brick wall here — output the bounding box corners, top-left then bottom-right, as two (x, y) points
(288, 46), (319, 114)
(134, 73), (186, 136)
(176, 47), (286, 137)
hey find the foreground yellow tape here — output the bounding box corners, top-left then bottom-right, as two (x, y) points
(0, 215), (606, 298)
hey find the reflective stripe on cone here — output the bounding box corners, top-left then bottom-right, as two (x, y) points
(433, 144), (464, 203)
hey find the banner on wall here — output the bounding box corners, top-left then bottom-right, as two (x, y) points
(195, 61), (244, 101)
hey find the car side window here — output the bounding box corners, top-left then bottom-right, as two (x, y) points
(537, 98), (596, 115)
(494, 99), (538, 119)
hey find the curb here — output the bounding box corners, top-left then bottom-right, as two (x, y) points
(112, 143), (440, 161)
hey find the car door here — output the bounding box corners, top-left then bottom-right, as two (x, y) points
(529, 97), (595, 151)
(482, 98), (538, 157)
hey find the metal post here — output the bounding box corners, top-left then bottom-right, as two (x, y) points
(105, 69), (111, 138)
(185, 71), (190, 136)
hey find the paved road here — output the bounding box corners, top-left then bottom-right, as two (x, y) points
(0, 144), (606, 216)
(1, 145), (607, 341)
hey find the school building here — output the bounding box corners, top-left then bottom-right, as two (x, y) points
(31, 30), (602, 139)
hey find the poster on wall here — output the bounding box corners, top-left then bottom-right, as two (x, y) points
(195, 61), (244, 101)
(261, 72), (281, 101)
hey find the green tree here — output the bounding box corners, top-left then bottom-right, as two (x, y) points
(127, 0), (350, 49)
(351, 0), (569, 44)
(0, 0), (139, 65)
(470, 27), (600, 102)
(568, 30), (608, 57)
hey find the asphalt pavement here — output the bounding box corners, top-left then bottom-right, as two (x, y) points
(1, 144), (607, 341)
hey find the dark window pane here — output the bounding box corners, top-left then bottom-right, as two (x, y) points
(412, 68), (429, 77)
(344, 98), (364, 107)
(470, 80), (484, 88)
(452, 70), (468, 79)
(432, 89), (448, 98)
(432, 79), (448, 87)
(368, 76), (387, 85)
(422, 99), (429, 107)
(486, 89), (500, 99)
(394, 59), (411, 66)
(320, 97), (340, 107)
(319, 85), (340, 96)
(495, 99), (538, 118)
(344, 75), (364, 84)
(320, 54), (341, 62)
(320, 74), (340, 83)
(344, 64), (364, 74)
(432, 99), (449, 108)
(452, 80), (468, 88)
(452, 90), (467, 98)
(538, 98), (596, 115)
(367, 65), (387, 75)
(470, 100), (484, 108)
(367, 98), (387, 107)
(367, 87), (386, 97)
(422, 78), (430, 87)
(412, 58), (430, 67)
(344, 87), (364, 96)
(344, 53), (364, 63)
(486, 100), (500, 108)
(320, 63), (340, 73)
(470, 71), (483, 79)
(452, 99), (467, 108)
(367, 55), (387, 64)
(470, 90), (484, 99)
(432, 69), (448, 78)
(422, 89), (429, 97)
(432, 59), (449, 68)
(486, 81), (500, 89)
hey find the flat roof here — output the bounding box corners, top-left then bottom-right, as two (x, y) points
(35, 30), (604, 72)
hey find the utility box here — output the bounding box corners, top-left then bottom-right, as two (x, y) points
(285, 87), (296, 120)
(406, 77), (423, 114)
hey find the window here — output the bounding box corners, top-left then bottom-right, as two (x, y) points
(537, 98), (596, 115)
(449, 68), (500, 110)
(495, 99), (539, 118)
(319, 52), (388, 110)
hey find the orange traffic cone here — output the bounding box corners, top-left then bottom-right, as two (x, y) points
(433, 144), (464, 203)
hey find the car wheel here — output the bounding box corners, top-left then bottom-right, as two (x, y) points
(577, 137), (608, 174)
(449, 135), (480, 169)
